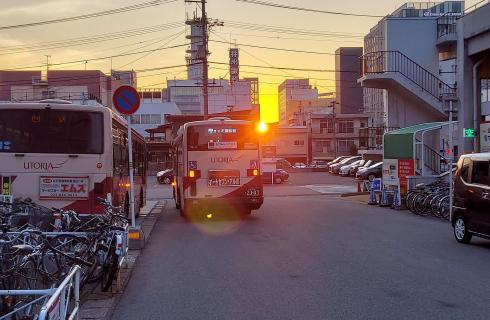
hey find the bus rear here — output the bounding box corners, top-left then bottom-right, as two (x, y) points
(178, 119), (263, 216)
(0, 102), (111, 213)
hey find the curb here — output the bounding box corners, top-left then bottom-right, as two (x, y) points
(340, 192), (370, 198)
(80, 200), (167, 320)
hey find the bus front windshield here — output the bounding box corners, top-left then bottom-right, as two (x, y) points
(187, 124), (258, 151)
(0, 109), (103, 154)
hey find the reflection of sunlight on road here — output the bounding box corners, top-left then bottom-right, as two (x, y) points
(187, 202), (246, 236)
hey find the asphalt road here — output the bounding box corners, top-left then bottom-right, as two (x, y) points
(113, 172), (490, 320)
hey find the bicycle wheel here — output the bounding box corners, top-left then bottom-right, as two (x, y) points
(101, 243), (118, 292)
(41, 234), (90, 283)
(429, 194), (445, 218)
(437, 195), (450, 221)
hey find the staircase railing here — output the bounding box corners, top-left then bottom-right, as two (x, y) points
(415, 141), (446, 175)
(360, 50), (456, 102)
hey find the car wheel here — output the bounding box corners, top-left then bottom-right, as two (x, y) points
(453, 216), (472, 243)
(274, 176), (283, 184)
(163, 177), (172, 184)
(367, 174), (375, 182)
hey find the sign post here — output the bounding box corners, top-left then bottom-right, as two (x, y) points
(113, 85), (141, 228)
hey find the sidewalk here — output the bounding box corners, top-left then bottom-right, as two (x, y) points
(79, 200), (166, 320)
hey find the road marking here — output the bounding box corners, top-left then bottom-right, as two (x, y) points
(301, 184), (356, 194)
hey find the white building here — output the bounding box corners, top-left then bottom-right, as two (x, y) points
(278, 79), (320, 125)
(166, 78), (258, 115)
(131, 93), (181, 139)
(359, 1), (464, 128)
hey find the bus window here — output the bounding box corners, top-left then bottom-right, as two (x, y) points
(187, 125), (258, 151)
(0, 109), (103, 154)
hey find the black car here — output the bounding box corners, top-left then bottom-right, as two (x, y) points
(355, 162), (383, 181)
(276, 159), (292, 170)
(262, 169), (289, 184)
(156, 169), (174, 184)
(452, 153), (490, 243)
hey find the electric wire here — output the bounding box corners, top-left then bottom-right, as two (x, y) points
(0, 0), (179, 31)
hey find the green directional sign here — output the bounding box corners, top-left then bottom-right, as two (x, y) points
(464, 128), (476, 138)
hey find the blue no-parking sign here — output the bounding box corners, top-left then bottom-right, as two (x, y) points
(113, 85), (140, 115)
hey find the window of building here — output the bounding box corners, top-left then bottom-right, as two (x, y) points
(338, 120), (354, 133)
(337, 140), (355, 153)
(482, 78), (490, 103)
(131, 115), (141, 124)
(294, 140), (305, 146)
(139, 114), (161, 125)
(313, 140), (332, 153)
(319, 119), (333, 133)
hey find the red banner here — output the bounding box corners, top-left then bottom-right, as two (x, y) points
(397, 159), (414, 187)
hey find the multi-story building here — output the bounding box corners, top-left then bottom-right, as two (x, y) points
(260, 125), (310, 164)
(165, 77), (259, 115)
(309, 112), (370, 160)
(278, 79), (319, 125)
(0, 70), (124, 108)
(335, 47), (363, 114)
(359, 1), (464, 128)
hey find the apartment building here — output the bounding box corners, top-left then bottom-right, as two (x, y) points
(335, 47), (364, 114)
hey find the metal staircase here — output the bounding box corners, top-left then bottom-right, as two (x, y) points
(360, 50), (456, 114)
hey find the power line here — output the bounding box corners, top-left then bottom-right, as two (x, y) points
(115, 29), (187, 69)
(209, 61), (358, 73)
(0, 22), (184, 55)
(213, 30), (362, 44)
(234, 0), (384, 18)
(222, 20), (366, 38)
(210, 39), (361, 56)
(0, 64), (191, 88)
(0, 0), (179, 31)
(1, 42), (197, 71)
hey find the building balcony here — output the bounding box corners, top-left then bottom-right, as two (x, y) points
(437, 16), (458, 48)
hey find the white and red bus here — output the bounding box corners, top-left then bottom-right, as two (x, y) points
(173, 117), (264, 218)
(0, 100), (147, 215)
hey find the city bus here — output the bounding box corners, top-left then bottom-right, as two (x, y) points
(0, 100), (147, 215)
(172, 117), (264, 218)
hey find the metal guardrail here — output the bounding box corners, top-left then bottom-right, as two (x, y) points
(38, 265), (81, 320)
(0, 266), (81, 320)
(360, 50), (456, 102)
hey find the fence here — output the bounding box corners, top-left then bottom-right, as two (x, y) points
(0, 266), (81, 320)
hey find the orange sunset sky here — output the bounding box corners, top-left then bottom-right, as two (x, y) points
(0, 0), (480, 122)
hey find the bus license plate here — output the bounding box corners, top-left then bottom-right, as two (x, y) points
(208, 177), (240, 187)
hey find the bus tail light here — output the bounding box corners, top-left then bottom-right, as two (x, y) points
(247, 169), (260, 177)
(188, 170), (201, 179)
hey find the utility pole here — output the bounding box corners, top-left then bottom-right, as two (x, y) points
(201, 0), (209, 119)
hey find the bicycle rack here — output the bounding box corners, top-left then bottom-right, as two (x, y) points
(0, 265), (81, 320)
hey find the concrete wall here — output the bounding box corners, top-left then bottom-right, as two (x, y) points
(386, 18), (440, 75)
(335, 47), (363, 114)
(386, 88), (442, 129)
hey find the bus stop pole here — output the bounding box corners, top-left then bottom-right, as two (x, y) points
(127, 116), (136, 228)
